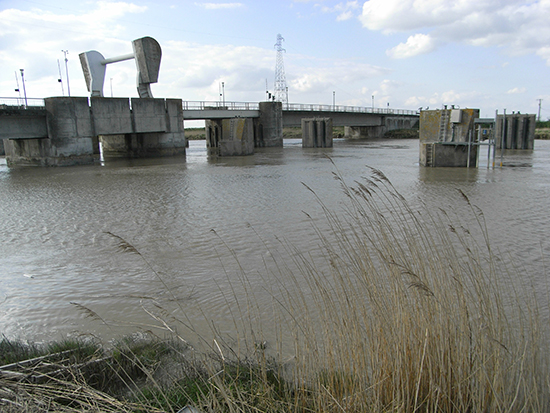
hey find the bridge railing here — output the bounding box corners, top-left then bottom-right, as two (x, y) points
(182, 101), (260, 111)
(0, 97), (418, 116)
(284, 102), (418, 115)
(0, 97), (46, 108)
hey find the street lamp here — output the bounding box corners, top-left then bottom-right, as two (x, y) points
(62, 50), (70, 96)
(20, 69), (28, 107)
(333, 91), (335, 111)
(371, 95), (374, 110)
(222, 82), (225, 107)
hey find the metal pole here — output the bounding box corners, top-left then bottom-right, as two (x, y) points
(14, 71), (22, 105)
(492, 110), (497, 168)
(222, 82), (225, 107)
(467, 129), (472, 168)
(62, 50), (70, 96)
(57, 59), (64, 96)
(333, 91), (335, 111)
(20, 69), (28, 108)
(500, 109), (506, 167)
(371, 95), (374, 110)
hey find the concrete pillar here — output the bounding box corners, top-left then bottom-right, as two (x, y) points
(344, 125), (383, 139)
(302, 118), (333, 148)
(495, 114), (535, 150)
(255, 101), (283, 147)
(205, 118), (254, 156)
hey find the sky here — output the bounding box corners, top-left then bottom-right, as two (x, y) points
(1, 0), (549, 120)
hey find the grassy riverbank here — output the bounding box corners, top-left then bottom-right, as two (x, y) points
(2, 168), (548, 412)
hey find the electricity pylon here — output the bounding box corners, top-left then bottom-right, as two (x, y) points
(274, 34), (288, 105)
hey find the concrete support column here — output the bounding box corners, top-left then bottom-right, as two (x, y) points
(302, 118), (333, 148)
(255, 101), (283, 147)
(205, 118), (254, 156)
(495, 114), (535, 150)
(344, 125), (384, 139)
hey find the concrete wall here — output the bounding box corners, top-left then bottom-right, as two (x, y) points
(5, 98), (95, 166)
(205, 118), (254, 156)
(255, 101), (283, 147)
(0, 107), (47, 140)
(494, 114), (535, 149)
(302, 118), (333, 148)
(420, 142), (478, 167)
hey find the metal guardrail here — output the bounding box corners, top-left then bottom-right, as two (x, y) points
(0, 97), (418, 116)
(0, 97), (46, 108)
(284, 103), (418, 116)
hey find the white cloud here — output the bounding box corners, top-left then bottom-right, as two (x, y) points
(386, 34), (436, 58)
(195, 2), (244, 10)
(359, 0), (550, 62)
(321, 1), (361, 21)
(507, 87), (526, 94)
(290, 61), (389, 93)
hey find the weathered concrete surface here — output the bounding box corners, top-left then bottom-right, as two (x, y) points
(91, 98), (133, 135)
(255, 102), (283, 147)
(302, 118), (333, 148)
(420, 142), (478, 168)
(420, 108), (479, 144)
(419, 108), (479, 167)
(205, 118), (254, 156)
(100, 132), (186, 158)
(100, 98), (186, 158)
(0, 107), (47, 140)
(2, 97), (186, 166)
(495, 114), (535, 149)
(5, 98), (95, 166)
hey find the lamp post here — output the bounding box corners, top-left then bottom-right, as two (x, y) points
(333, 91), (335, 111)
(62, 50), (70, 96)
(222, 82), (225, 107)
(371, 95), (374, 110)
(20, 69), (28, 107)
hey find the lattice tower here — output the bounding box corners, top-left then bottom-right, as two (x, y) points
(274, 34), (288, 105)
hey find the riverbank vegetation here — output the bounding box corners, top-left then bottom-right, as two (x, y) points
(2, 167), (548, 412)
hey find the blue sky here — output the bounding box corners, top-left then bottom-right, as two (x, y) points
(1, 0), (549, 119)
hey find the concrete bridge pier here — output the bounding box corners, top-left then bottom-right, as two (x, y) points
(302, 118), (333, 148)
(205, 118), (254, 156)
(254, 101), (283, 147)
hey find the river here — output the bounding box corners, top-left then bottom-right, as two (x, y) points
(1, 138), (549, 344)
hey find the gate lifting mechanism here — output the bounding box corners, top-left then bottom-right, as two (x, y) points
(79, 37), (161, 99)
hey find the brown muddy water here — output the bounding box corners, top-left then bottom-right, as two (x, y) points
(1, 138), (549, 345)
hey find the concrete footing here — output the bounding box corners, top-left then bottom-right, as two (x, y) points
(302, 118), (333, 148)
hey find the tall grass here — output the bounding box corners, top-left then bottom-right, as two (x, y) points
(259, 165), (549, 412)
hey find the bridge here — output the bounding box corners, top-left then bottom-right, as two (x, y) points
(0, 97), (418, 166)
